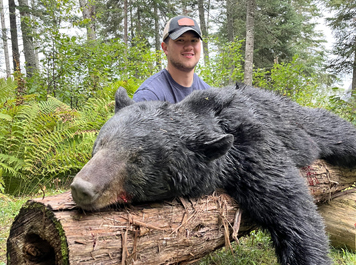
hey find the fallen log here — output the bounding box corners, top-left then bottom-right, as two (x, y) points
(300, 160), (356, 203)
(7, 191), (255, 265)
(318, 192), (356, 251)
(6, 160), (356, 264)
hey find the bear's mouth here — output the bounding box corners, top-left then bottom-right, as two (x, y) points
(116, 191), (132, 203)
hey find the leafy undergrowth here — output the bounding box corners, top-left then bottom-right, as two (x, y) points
(199, 230), (356, 265)
(1, 194), (355, 265)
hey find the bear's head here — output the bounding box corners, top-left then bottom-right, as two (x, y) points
(71, 87), (234, 210)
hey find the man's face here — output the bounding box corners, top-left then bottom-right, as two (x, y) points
(162, 31), (201, 73)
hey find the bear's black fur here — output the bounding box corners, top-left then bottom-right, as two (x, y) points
(71, 85), (356, 265)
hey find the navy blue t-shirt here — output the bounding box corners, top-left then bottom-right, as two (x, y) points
(133, 69), (210, 103)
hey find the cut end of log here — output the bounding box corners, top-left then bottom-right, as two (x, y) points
(7, 200), (69, 265)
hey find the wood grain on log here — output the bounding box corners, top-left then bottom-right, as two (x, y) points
(300, 160), (356, 203)
(7, 191), (255, 265)
(6, 160), (356, 264)
(318, 192), (356, 251)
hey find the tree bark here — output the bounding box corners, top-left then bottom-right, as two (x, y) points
(124, 0), (128, 46)
(30, 0), (39, 70)
(244, 0), (256, 86)
(7, 160), (356, 264)
(18, 0), (37, 78)
(352, 39), (356, 93)
(198, 0), (209, 65)
(154, 2), (160, 69)
(7, 191), (253, 264)
(226, 0), (234, 42)
(0, 0), (10, 77)
(79, 0), (96, 41)
(9, 0), (20, 72)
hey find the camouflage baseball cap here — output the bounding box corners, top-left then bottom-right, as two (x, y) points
(162, 15), (202, 42)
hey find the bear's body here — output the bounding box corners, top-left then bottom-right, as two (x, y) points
(71, 85), (356, 265)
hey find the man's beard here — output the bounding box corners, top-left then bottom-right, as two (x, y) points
(170, 58), (197, 73)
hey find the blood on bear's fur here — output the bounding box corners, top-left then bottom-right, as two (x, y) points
(71, 84), (356, 265)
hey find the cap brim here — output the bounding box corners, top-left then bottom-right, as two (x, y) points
(169, 27), (202, 40)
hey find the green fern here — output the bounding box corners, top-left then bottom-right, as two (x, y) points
(0, 83), (114, 195)
(0, 78), (17, 104)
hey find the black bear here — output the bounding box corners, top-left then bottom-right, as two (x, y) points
(71, 84), (356, 265)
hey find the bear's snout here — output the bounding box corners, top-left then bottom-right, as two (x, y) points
(71, 177), (99, 206)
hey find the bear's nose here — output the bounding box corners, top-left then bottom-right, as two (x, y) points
(71, 178), (97, 204)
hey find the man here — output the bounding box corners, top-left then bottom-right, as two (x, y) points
(133, 15), (210, 103)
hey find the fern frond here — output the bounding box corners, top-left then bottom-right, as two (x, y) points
(0, 78), (17, 104)
(0, 153), (25, 178)
(1, 90), (115, 195)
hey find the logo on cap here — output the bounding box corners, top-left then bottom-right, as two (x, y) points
(178, 18), (195, 26)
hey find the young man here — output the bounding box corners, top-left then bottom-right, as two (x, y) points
(133, 15), (210, 103)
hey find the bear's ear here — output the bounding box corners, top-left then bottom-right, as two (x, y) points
(194, 134), (234, 161)
(115, 87), (134, 113)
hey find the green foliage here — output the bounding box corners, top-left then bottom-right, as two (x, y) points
(0, 80), (115, 195)
(96, 79), (139, 99)
(198, 37), (245, 87)
(215, 0), (325, 72)
(326, 93), (356, 125)
(260, 55), (321, 106)
(0, 78), (17, 103)
(331, 247), (356, 265)
(27, 36), (161, 108)
(325, 0), (356, 76)
(197, 41), (328, 110)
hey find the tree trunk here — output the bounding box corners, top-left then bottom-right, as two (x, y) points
(30, 0), (39, 70)
(352, 39), (356, 93)
(198, 0), (209, 65)
(154, 2), (160, 69)
(124, 0), (128, 46)
(244, 0), (255, 86)
(7, 160), (356, 264)
(226, 0), (234, 42)
(9, 0), (20, 72)
(79, 0), (96, 41)
(0, 0), (10, 77)
(18, 0), (37, 78)
(136, 7), (141, 38)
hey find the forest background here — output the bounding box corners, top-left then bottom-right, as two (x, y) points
(0, 0), (356, 264)
(0, 0), (355, 207)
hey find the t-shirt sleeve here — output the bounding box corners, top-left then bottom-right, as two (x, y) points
(133, 88), (160, 102)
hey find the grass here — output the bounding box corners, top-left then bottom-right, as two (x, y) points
(199, 231), (356, 265)
(0, 194), (28, 264)
(1, 193), (355, 265)
(199, 230), (278, 265)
